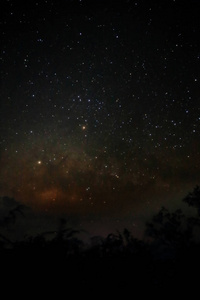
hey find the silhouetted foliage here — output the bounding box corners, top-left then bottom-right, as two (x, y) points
(0, 196), (25, 227)
(146, 207), (190, 246)
(183, 185), (200, 215)
(0, 233), (13, 249)
(1, 187), (200, 290)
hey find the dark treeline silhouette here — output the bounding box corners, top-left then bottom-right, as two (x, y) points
(1, 186), (200, 291)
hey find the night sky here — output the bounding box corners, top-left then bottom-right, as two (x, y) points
(0, 0), (200, 238)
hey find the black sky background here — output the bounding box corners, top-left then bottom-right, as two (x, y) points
(0, 0), (200, 239)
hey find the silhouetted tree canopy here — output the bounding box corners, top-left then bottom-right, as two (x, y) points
(1, 187), (200, 290)
(0, 196), (26, 227)
(183, 185), (200, 215)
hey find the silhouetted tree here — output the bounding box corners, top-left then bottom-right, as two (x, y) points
(102, 232), (124, 256)
(183, 185), (200, 216)
(145, 186), (200, 268)
(0, 196), (25, 227)
(0, 197), (27, 251)
(146, 207), (186, 244)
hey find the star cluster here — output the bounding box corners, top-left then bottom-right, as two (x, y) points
(0, 0), (200, 235)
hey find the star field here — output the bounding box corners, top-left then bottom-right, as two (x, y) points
(0, 0), (200, 236)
